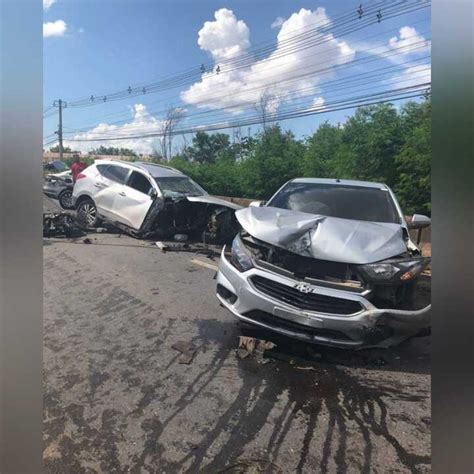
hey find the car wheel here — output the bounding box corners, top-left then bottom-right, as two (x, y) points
(77, 199), (99, 228)
(58, 189), (74, 210)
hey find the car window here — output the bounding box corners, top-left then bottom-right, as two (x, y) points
(98, 164), (130, 184)
(268, 182), (401, 224)
(96, 164), (110, 178)
(153, 176), (205, 198)
(127, 171), (153, 196)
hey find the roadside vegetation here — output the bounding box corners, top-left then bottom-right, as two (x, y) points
(167, 99), (431, 215)
(49, 99), (430, 215)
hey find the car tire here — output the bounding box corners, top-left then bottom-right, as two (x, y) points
(58, 189), (74, 210)
(76, 199), (100, 228)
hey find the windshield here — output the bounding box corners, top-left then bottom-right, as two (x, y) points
(153, 176), (206, 198)
(267, 182), (401, 224)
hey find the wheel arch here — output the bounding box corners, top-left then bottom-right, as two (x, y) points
(75, 193), (95, 208)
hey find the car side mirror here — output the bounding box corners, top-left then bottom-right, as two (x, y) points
(407, 214), (431, 230)
(249, 200), (266, 207)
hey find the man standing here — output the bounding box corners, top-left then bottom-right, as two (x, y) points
(70, 154), (87, 183)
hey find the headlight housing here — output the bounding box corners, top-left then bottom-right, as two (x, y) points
(229, 234), (254, 272)
(358, 256), (430, 283)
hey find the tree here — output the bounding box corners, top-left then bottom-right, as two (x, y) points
(335, 104), (403, 186)
(161, 100), (431, 214)
(49, 145), (73, 153)
(185, 131), (234, 164)
(394, 99), (431, 215)
(302, 122), (342, 178)
(254, 89), (277, 132)
(90, 146), (138, 156)
(160, 107), (186, 161)
(240, 125), (305, 199)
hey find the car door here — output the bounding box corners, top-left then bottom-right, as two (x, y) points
(112, 170), (155, 230)
(94, 164), (131, 219)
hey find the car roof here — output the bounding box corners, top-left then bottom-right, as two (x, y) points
(94, 159), (186, 178)
(290, 177), (389, 190)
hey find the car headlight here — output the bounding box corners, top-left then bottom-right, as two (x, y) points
(358, 257), (430, 283)
(229, 234), (254, 272)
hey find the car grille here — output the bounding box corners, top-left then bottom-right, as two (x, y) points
(250, 276), (363, 315)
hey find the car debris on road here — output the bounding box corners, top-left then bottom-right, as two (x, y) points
(217, 178), (432, 349)
(236, 336), (276, 362)
(171, 340), (197, 365)
(43, 211), (80, 238)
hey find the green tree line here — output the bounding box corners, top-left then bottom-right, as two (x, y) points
(167, 99), (431, 216)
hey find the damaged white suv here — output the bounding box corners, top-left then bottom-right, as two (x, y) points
(216, 178), (431, 349)
(72, 160), (240, 242)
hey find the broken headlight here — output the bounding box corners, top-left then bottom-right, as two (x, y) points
(230, 234), (254, 272)
(358, 257), (430, 283)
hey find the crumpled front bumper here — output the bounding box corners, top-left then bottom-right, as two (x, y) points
(216, 249), (431, 348)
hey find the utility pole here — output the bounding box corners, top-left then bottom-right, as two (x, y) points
(53, 99), (67, 160)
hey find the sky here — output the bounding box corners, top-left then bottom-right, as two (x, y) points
(43, 0), (431, 155)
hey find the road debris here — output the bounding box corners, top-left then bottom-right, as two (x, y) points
(43, 211), (83, 238)
(172, 341), (196, 353)
(178, 350), (196, 365)
(83, 238), (93, 244)
(236, 348), (250, 359)
(155, 241), (192, 253)
(155, 241), (168, 252)
(190, 258), (219, 271)
(237, 336), (276, 362)
(172, 341), (197, 365)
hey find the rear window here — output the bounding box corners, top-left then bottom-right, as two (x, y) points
(97, 164), (130, 184)
(268, 182), (400, 224)
(127, 171), (153, 195)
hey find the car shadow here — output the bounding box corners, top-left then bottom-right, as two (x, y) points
(146, 318), (430, 473)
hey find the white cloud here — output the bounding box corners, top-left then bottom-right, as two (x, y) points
(181, 8), (355, 114)
(398, 63), (431, 88)
(312, 97), (326, 109)
(389, 26), (426, 52)
(271, 17), (285, 29)
(65, 104), (165, 155)
(43, 20), (67, 38)
(43, 0), (56, 10)
(198, 8), (250, 62)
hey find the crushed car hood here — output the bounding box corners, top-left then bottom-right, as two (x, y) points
(236, 206), (407, 264)
(186, 195), (242, 210)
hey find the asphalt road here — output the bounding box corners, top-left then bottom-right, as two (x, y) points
(43, 198), (431, 473)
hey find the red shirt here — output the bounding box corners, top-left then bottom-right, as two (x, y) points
(71, 162), (87, 182)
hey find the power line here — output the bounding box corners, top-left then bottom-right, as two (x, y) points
(60, 36), (430, 135)
(64, 0), (429, 108)
(64, 83), (430, 143)
(64, 0), (390, 106)
(62, 57), (430, 136)
(64, 16), (430, 130)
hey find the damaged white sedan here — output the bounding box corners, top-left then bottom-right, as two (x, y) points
(216, 178), (431, 348)
(72, 160), (241, 242)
